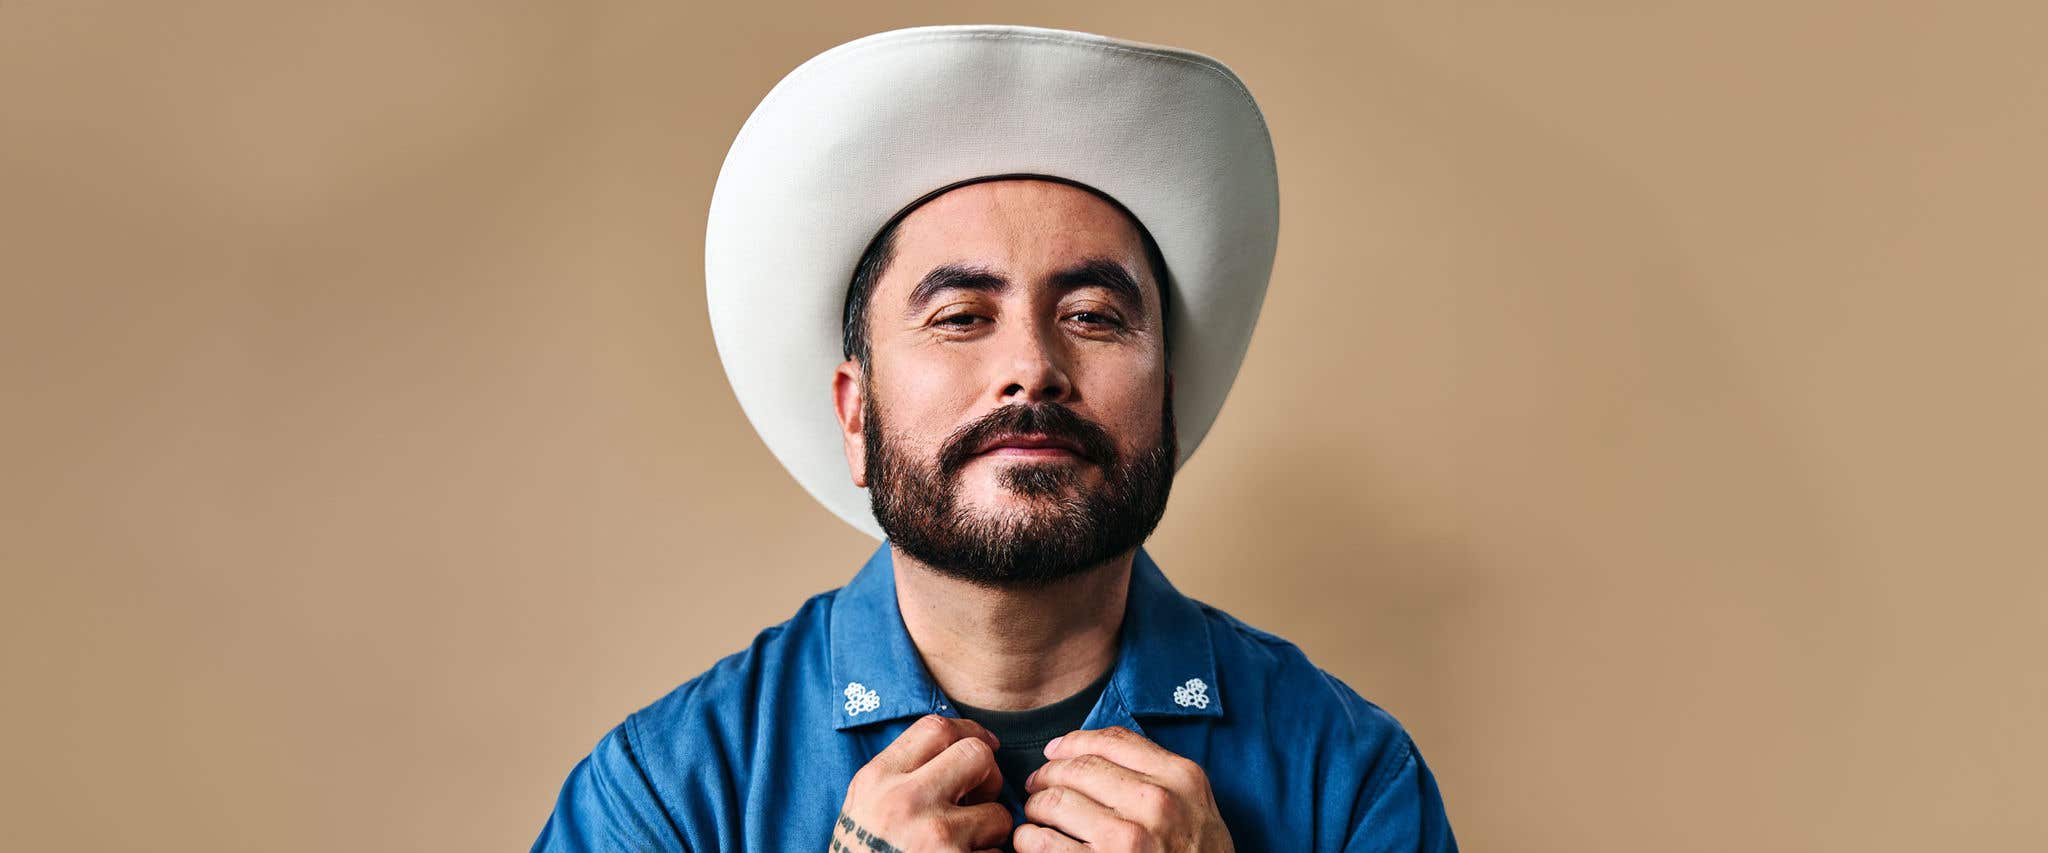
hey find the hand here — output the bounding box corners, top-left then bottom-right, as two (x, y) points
(831, 714), (1012, 853)
(1014, 727), (1233, 852)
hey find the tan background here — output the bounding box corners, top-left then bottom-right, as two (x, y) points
(4, 1), (2043, 850)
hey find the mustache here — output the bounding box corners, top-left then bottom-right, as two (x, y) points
(937, 402), (1120, 475)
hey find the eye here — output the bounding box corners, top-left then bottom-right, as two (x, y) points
(1067, 311), (1125, 328)
(934, 313), (984, 329)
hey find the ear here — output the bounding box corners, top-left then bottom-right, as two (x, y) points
(832, 359), (869, 488)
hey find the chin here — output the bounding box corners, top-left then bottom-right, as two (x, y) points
(1000, 471), (1103, 500)
(956, 491), (1062, 519)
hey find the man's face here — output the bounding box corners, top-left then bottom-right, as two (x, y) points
(832, 179), (1177, 588)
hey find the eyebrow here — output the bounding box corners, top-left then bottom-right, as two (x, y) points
(1051, 259), (1145, 313)
(903, 264), (1007, 317)
(901, 258), (1146, 318)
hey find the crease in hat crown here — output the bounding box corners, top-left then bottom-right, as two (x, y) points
(754, 26), (1267, 125)
(704, 24), (1280, 538)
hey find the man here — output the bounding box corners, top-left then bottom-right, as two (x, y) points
(536, 25), (1456, 852)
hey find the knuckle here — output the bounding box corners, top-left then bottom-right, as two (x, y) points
(938, 737), (989, 772)
(1028, 759), (1061, 786)
(1103, 819), (1145, 847)
(1131, 782), (1171, 817)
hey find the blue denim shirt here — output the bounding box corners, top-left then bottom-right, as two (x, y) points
(534, 544), (1457, 851)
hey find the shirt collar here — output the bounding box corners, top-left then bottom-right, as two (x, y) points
(828, 542), (1222, 731)
(1105, 546), (1222, 720)
(828, 544), (946, 729)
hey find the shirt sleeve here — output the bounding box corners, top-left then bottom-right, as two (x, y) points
(532, 721), (687, 853)
(1343, 736), (1459, 853)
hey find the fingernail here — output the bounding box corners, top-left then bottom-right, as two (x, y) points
(1043, 735), (1063, 756)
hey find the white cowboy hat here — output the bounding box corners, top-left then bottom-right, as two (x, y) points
(705, 25), (1280, 539)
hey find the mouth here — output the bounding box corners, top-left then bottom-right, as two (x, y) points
(972, 433), (1086, 460)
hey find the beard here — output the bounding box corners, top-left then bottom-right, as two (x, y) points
(863, 376), (1177, 589)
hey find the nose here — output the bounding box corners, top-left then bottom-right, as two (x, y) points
(995, 321), (1073, 405)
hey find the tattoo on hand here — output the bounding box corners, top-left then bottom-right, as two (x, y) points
(834, 810), (904, 853)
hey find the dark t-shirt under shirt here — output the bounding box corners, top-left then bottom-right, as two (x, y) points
(949, 665), (1115, 802)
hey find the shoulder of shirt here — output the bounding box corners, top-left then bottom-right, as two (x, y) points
(615, 587), (841, 761)
(1192, 598), (1419, 766)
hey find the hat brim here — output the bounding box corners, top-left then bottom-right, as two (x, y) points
(706, 25), (1279, 539)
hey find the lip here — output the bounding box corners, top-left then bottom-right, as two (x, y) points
(973, 433), (1084, 458)
(981, 446), (1079, 458)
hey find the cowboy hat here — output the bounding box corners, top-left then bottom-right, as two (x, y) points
(705, 25), (1279, 538)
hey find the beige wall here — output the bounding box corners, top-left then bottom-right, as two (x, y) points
(4, 1), (2043, 850)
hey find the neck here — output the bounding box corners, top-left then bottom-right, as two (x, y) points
(892, 546), (1132, 712)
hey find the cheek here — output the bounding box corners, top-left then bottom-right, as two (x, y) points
(874, 363), (981, 450)
(1079, 364), (1168, 443)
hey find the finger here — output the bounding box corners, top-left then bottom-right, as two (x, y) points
(1013, 823), (1089, 853)
(1023, 785), (1133, 846)
(1026, 752), (1150, 798)
(913, 734), (1002, 803)
(1042, 726), (1180, 778)
(951, 716), (1001, 750)
(961, 748), (1004, 806)
(953, 801), (1013, 850)
(872, 714), (1000, 775)
(1029, 752), (1190, 823)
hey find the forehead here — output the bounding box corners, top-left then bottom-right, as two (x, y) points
(877, 179), (1154, 304)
